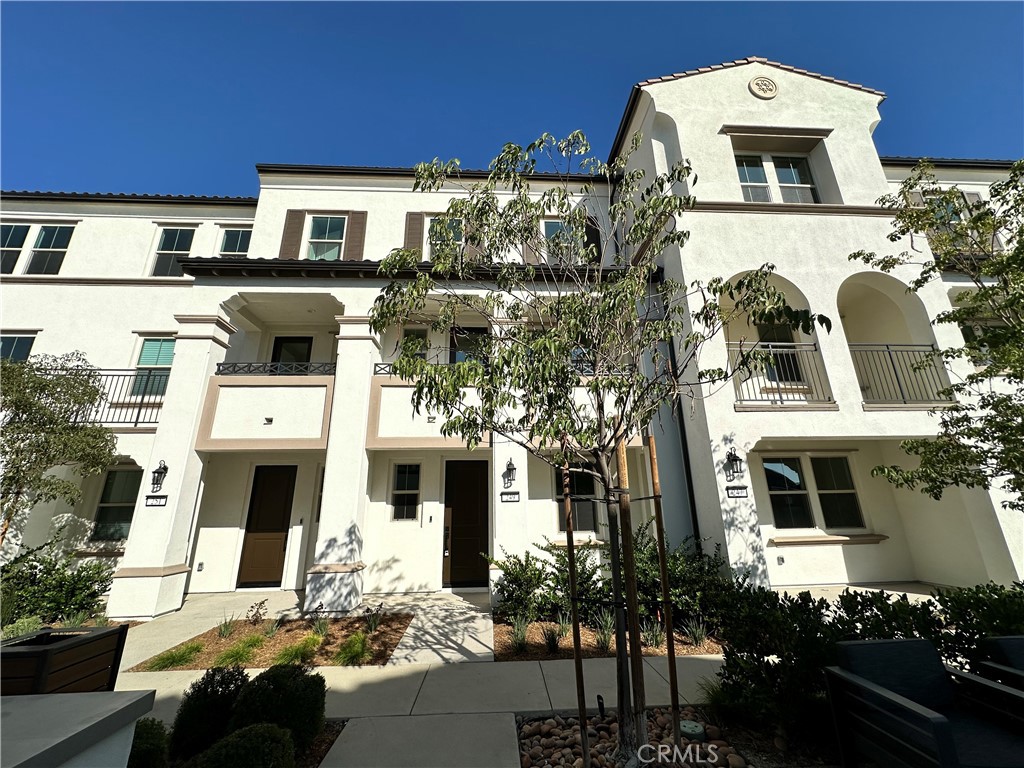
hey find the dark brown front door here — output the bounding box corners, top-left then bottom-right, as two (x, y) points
(237, 466), (296, 587)
(443, 460), (489, 587)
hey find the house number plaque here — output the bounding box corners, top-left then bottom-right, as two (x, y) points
(726, 486), (748, 499)
(145, 495), (168, 507)
(500, 492), (520, 503)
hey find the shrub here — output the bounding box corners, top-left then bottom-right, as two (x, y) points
(934, 582), (1024, 669)
(0, 548), (112, 624)
(510, 615), (529, 653)
(363, 602), (385, 633)
(641, 617), (666, 648)
(594, 609), (615, 653)
(215, 635), (265, 667)
(541, 623), (560, 653)
(93, 613), (110, 627)
(486, 549), (546, 621)
(169, 666), (249, 761)
(263, 618), (281, 638)
(274, 635), (322, 665)
(0, 615), (42, 640)
(128, 717), (168, 768)
(190, 724), (294, 768)
(146, 642), (203, 672)
(229, 665), (326, 753)
(246, 599), (269, 626)
(217, 614), (236, 639)
(334, 631), (372, 665)
(62, 609), (89, 628)
(536, 539), (607, 625)
(680, 618), (708, 647)
(557, 611), (571, 640)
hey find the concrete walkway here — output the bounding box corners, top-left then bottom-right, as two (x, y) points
(381, 591), (494, 664)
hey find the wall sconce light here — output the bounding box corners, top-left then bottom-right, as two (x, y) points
(503, 458), (517, 489)
(724, 449), (744, 482)
(151, 460), (169, 493)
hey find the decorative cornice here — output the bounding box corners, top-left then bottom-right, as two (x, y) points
(2, 276), (193, 287)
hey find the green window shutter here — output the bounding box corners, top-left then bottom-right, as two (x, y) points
(138, 338), (175, 366)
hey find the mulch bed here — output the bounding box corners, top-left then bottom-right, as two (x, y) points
(494, 621), (722, 662)
(129, 614), (412, 671)
(299, 719), (346, 768)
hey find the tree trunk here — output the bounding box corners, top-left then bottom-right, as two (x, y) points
(604, 496), (638, 758)
(562, 460), (591, 768)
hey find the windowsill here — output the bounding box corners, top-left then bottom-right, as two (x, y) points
(549, 538), (606, 547)
(767, 533), (889, 547)
(735, 402), (839, 412)
(75, 548), (125, 558)
(862, 402), (953, 411)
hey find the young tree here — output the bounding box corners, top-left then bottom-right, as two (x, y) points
(850, 160), (1024, 512)
(371, 132), (826, 760)
(0, 352), (118, 549)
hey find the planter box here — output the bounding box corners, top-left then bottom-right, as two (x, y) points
(1, 625), (128, 695)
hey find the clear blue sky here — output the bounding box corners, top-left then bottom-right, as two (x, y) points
(2, 2), (1021, 197)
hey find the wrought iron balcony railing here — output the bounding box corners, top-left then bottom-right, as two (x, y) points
(215, 362), (337, 376)
(728, 342), (833, 405)
(849, 344), (952, 405)
(74, 370), (169, 426)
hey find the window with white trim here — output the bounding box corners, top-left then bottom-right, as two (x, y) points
(152, 228), (194, 276)
(391, 464), (421, 521)
(91, 467), (143, 541)
(428, 217), (463, 261)
(762, 454), (865, 530)
(735, 155), (820, 204)
(1, 224), (29, 274)
(555, 464), (600, 532)
(133, 338), (174, 397)
(26, 225), (75, 274)
(219, 228), (252, 257)
(306, 216), (346, 261)
(810, 456), (864, 529)
(402, 328), (428, 360)
(1, 335), (35, 361)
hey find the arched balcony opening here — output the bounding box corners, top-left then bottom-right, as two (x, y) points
(838, 274), (952, 406)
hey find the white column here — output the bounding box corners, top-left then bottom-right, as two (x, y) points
(303, 316), (380, 613)
(106, 314), (235, 618)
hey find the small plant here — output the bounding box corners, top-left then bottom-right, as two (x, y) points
(128, 717), (168, 768)
(218, 613), (236, 639)
(0, 615), (42, 640)
(146, 642), (203, 671)
(682, 618), (709, 647)
(511, 615), (529, 653)
(557, 611), (571, 640)
(306, 601), (330, 636)
(215, 634), (265, 667)
(274, 634), (322, 665)
(542, 623), (560, 653)
(245, 599), (269, 626)
(641, 618), (666, 648)
(229, 665), (326, 753)
(62, 609), (89, 628)
(194, 723), (294, 768)
(334, 631), (372, 665)
(93, 613), (110, 627)
(595, 609), (615, 653)
(263, 618), (281, 638)
(363, 602), (385, 633)
(169, 666), (249, 761)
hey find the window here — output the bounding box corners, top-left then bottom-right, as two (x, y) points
(449, 327), (488, 364)
(26, 225), (74, 274)
(555, 465), (599, 532)
(271, 336), (313, 369)
(402, 328), (428, 360)
(1, 224), (29, 274)
(307, 216), (346, 261)
(756, 324), (803, 384)
(428, 217), (463, 261)
(0, 336), (35, 361)
(542, 220), (572, 263)
(391, 464), (420, 521)
(152, 228), (194, 277)
(811, 457), (864, 528)
(220, 229), (252, 257)
(735, 155), (819, 204)
(133, 338), (174, 396)
(763, 457), (814, 528)
(92, 468), (142, 541)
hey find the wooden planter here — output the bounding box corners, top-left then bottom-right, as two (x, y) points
(1, 624), (128, 695)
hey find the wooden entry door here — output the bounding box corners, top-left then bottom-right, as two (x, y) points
(443, 461), (489, 587)
(237, 466), (296, 587)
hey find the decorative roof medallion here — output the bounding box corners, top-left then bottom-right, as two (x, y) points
(749, 76), (778, 100)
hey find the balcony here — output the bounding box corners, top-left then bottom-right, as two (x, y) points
(79, 370), (168, 427)
(216, 362), (337, 376)
(849, 344), (952, 406)
(728, 342), (834, 407)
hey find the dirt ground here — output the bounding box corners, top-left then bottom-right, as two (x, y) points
(493, 621), (722, 662)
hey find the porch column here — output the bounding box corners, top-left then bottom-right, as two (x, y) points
(106, 314), (235, 619)
(304, 316), (380, 613)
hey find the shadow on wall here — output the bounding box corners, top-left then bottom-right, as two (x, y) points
(716, 432), (770, 587)
(304, 523), (364, 613)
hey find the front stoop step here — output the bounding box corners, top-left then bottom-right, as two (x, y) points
(321, 713), (520, 768)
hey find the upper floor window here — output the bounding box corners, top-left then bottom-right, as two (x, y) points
(428, 217), (463, 261)
(1, 224), (29, 274)
(0, 335), (35, 361)
(153, 228), (194, 277)
(91, 467), (143, 541)
(26, 225), (74, 275)
(555, 465), (599, 532)
(307, 216), (346, 261)
(133, 338), (175, 396)
(542, 219), (571, 263)
(735, 155), (820, 204)
(220, 228), (252, 257)
(449, 326), (488, 364)
(402, 328), (428, 360)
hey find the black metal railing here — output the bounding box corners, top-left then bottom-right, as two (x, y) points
(728, 342), (833, 404)
(849, 344), (952, 404)
(76, 370), (169, 426)
(215, 362), (337, 376)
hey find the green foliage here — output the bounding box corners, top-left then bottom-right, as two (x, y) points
(93, 613), (110, 627)
(363, 602), (385, 633)
(273, 635), (322, 666)
(0, 352), (118, 547)
(190, 724), (294, 768)
(594, 609), (615, 653)
(245, 599), (268, 626)
(62, 609), (89, 628)
(229, 665), (326, 754)
(486, 548), (547, 621)
(850, 160), (1024, 511)
(310, 615), (331, 638)
(0, 545), (112, 624)
(557, 611), (571, 640)
(510, 615), (529, 653)
(146, 642), (203, 672)
(217, 614), (236, 638)
(541, 623), (560, 653)
(170, 666), (249, 761)
(128, 717), (168, 768)
(680, 619), (708, 647)
(334, 631), (372, 666)
(215, 634), (265, 667)
(934, 582), (1024, 668)
(535, 539), (607, 625)
(641, 618), (666, 648)
(0, 615), (42, 640)
(263, 618), (281, 638)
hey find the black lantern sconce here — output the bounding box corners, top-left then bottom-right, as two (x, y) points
(724, 449), (744, 482)
(151, 460), (169, 493)
(503, 458), (517, 489)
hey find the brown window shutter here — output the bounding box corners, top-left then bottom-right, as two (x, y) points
(404, 212), (425, 254)
(278, 210), (306, 259)
(343, 211), (368, 261)
(906, 191), (926, 208)
(584, 218), (602, 262)
(523, 238), (540, 265)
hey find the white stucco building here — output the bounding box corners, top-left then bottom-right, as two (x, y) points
(2, 57), (1020, 618)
